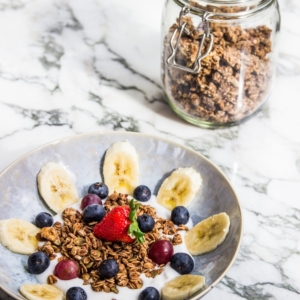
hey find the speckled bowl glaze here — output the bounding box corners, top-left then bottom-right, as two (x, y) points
(0, 131), (242, 300)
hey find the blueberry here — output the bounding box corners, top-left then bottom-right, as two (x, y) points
(170, 252), (194, 275)
(66, 287), (87, 300)
(137, 214), (155, 233)
(138, 286), (160, 300)
(82, 204), (106, 223)
(35, 212), (53, 228)
(171, 206), (190, 225)
(88, 182), (109, 199)
(99, 259), (119, 279)
(133, 185), (151, 202)
(27, 251), (50, 274)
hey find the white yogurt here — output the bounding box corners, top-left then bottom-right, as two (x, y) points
(36, 195), (193, 299)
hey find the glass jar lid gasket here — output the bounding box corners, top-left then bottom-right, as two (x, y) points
(178, 0), (267, 5)
(174, 0), (275, 18)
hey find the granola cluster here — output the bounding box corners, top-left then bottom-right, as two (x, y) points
(163, 10), (273, 124)
(38, 193), (188, 294)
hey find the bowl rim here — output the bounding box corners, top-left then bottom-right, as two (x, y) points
(0, 131), (243, 300)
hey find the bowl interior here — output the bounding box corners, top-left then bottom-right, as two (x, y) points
(0, 132), (242, 300)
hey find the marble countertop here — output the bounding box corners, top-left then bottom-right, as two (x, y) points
(0, 0), (299, 299)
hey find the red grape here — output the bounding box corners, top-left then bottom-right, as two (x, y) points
(54, 259), (80, 280)
(148, 240), (174, 264)
(80, 194), (102, 210)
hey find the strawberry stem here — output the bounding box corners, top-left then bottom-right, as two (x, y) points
(128, 199), (145, 244)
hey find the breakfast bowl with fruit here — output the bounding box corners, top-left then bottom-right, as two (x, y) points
(0, 132), (242, 300)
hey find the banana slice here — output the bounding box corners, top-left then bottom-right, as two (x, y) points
(185, 212), (230, 255)
(103, 140), (139, 195)
(162, 274), (205, 300)
(37, 162), (79, 213)
(0, 218), (39, 254)
(20, 284), (64, 300)
(156, 167), (202, 210)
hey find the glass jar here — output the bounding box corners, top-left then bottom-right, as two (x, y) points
(161, 0), (280, 128)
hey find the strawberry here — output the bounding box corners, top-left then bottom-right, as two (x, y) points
(93, 199), (145, 243)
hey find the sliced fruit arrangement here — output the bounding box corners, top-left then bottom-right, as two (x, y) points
(0, 140), (233, 300)
(20, 284), (64, 300)
(0, 218), (39, 254)
(161, 274), (206, 300)
(185, 212), (230, 255)
(103, 140), (139, 195)
(156, 167), (202, 210)
(37, 162), (79, 213)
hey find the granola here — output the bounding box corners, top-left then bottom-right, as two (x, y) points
(163, 8), (273, 124)
(38, 192), (186, 293)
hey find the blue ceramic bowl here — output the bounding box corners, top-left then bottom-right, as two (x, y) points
(0, 132), (242, 300)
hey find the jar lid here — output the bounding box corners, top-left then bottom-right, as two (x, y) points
(187, 0), (260, 3)
(174, 0), (274, 18)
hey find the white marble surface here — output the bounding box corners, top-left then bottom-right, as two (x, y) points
(0, 0), (299, 299)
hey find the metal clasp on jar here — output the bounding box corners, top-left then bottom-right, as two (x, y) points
(166, 6), (214, 74)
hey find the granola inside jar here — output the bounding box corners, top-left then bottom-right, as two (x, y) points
(161, 0), (281, 128)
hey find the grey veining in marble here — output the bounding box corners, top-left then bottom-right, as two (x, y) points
(0, 0), (300, 299)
